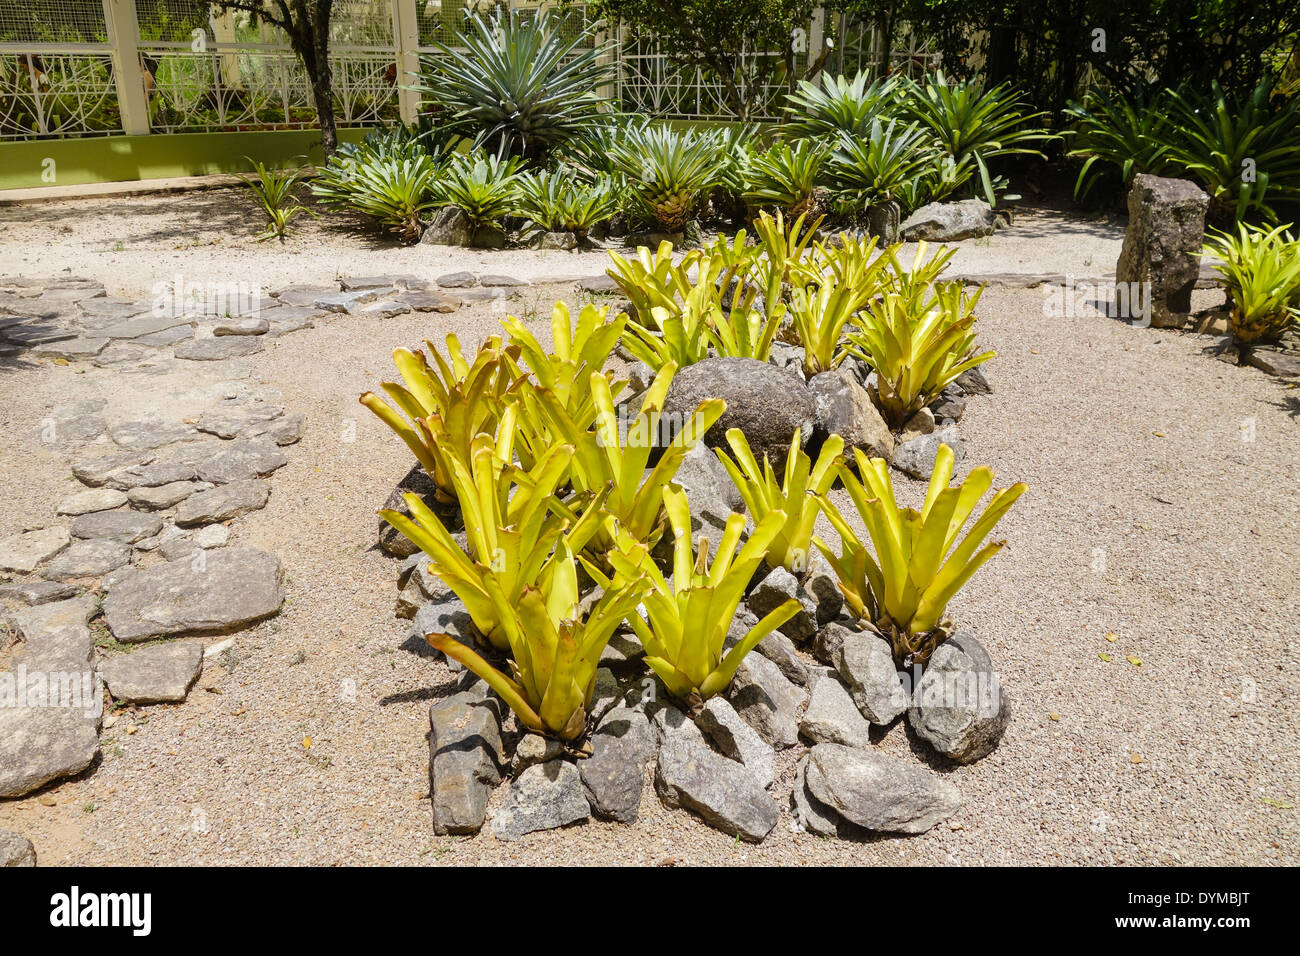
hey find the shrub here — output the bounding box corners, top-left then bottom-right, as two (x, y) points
(437, 152), (525, 239)
(743, 139), (831, 218)
(1203, 222), (1300, 344)
(815, 443), (1027, 665)
(515, 169), (620, 239)
(609, 124), (723, 232)
(784, 72), (905, 140)
(238, 158), (312, 241)
(827, 119), (939, 209)
(415, 9), (616, 164)
(1062, 85), (1176, 202)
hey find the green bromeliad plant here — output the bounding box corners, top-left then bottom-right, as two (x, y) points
(784, 72), (905, 140)
(590, 487), (801, 707)
(827, 119), (939, 209)
(238, 158), (313, 241)
(359, 333), (525, 501)
(742, 139), (831, 219)
(715, 427), (844, 575)
(428, 539), (649, 741)
(436, 151), (525, 240)
(1202, 222), (1300, 344)
(815, 444), (1027, 665)
(609, 123), (723, 232)
(515, 169), (621, 240)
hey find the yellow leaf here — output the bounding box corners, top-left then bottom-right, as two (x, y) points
(1105, 632), (1118, 642)
(52, 357), (69, 366)
(1153, 431), (1165, 438)
(1099, 652), (1112, 662)
(302, 736), (312, 750)
(1130, 753), (1143, 764)
(1127, 655), (1142, 666)
(38, 795), (57, 807)
(1262, 798), (1293, 810)
(1048, 712), (1060, 721)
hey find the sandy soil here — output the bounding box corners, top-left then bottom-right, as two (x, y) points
(0, 193), (1296, 866)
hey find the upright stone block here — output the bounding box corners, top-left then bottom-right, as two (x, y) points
(1115, 174), (1208, 329)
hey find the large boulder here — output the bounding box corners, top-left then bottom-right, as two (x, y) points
(1115, 174), (1208, 329)
(420, 207), (472, 247)
(663, 357), (815, 471)
(807, 367), (894, 461)
(901, 199), (996, 242)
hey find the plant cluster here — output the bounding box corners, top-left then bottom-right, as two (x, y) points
(1202, 223), (1300, 344)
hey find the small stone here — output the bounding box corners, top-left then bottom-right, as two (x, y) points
(746, 566), (817, 644)
(101, 547), (284, 641)
(242, 413), (304, 446)
(401, 291), (461, 313)
(99, 641), (203, 703)
(102, 461), (197, 490)
(493, 760), (590, 841)
(192, 525), (229, 548)
(8, 594), (97, 671)
(0, 579), (79, 606)
(70, 510), (162, 544)
(804, 743), (961, 834)
(479, 274), (529, 288)
(654, 737), (779, 842)
(195, 404), (284, 439)
(435, 271), (477, 288)
(955, 366), (991, 395)
(890, 426), (964, 480)
(55, 488), (128, 515)
(728, 652), (805, 749)
(801, 673), (873, 747)
(357, 300), (411, 318)
(512, 734), (565, 774)
(648, 701), (706, 748)
(42, 539), (131, 580)
(755, 631), (810, 686)
(833, 630), (908, 724)
(429, 688), (503, 835)
(213, 318), (269, 336)
(0, 830), (36, 867)
(174, 336), (264, 361)
(697, 696), (775, 789)
(900, 406), (936, 439)
(128, 481), (200, 510)
(174, 479), (271, 526)
(581, 706), (655, 822)
(72, 450), (147, 486)
(791, 755), (863, 838)
(907, 631), (1010, 763)
(312, 289), (380, 313)
(109, 417), (199, 450)
(0, 526), (70, 573)
(1244, 347), (1300, 379)
(194, 440), (287, 483)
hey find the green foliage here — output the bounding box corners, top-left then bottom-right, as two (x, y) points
(1062, 85), (1176, 200)
(592, 487), (801, 703)
(415, 8), (616, 163)
(437, 151), (526, 237)
(827, 119), (939, 207)
(784, 72), (905, 139)
(815, 443), (1027, 665)
(515, 169), (620, 238)
(742, 139), (831, 217)
(1203, 222), (1300, 344)
(238, 158), (312, 241)
(716, 428), (844, 574)
(609, 124), (724, 232)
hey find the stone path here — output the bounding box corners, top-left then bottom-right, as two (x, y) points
(0, 270), (527, 809)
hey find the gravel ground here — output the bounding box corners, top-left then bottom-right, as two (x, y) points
(0, 199), (1295, 866)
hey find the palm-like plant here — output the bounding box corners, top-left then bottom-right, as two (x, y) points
(415, 9), (616, 164)
(1165, 77), (1300, 224)
(515, 169), (620, 239)
(1062, 85), (1176, 201)
(238, 158), (312, 241)
(903, 72), (1051, 206)
(609, 124), (723, 232)
(743, 139), (831, 218)
(827, 119), (939, 207)
(1202, 223), (1300, 344)
(437, 151), (525, 239)
(342, 155), (441, 243)
(784, 72), (905, 140)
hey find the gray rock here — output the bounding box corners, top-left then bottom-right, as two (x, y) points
(663, 357), (816, 472)
(378, 466), (458, 558)
(42, 539), (131, 580)
(931, 385), (968, 423)
(422, 209), (473, 247)
(194, 439), (287, 483)
(31, 337), (109, 360)
(511, 734), (565, 775)
(213, 318), (269, 336)
(480, 274), (529, 287)
(901, 199), (996, 242)
(241, 413), (304, 446)
(0, 579), (79, 606)
(866, 199), (901, 242)
(406, 593), (476, 662)
(174, 479), (271, 526)
(99, 641), (203, 703)
(1244, 346), (1300, 379)
(70, 510), (162, 544)
(72, 450), (147, 486)
(755, 630), (811, 687)
(804, 743), (961, 834)
(580, 706), (655, 822)
(195, 404), (285, 439)
(800, 672), (873, 747)
(790, 755), (864, 838)
(134, 325), (194, 346)
(0, 830), (36, 867)
(655, 737), (779, 841)
(127, 481), (200, 510)
(358, 300), (412, 318)
(648, 701), (706, 748)
(908, 631), (1010, 763)
(808, 367), (895, 461)
(174, 335), (265, 360)
(1115, 174), (1208, 329)
(493, 760), (590, 841)
(109, 417), (200, 451)
(311, 289), (379, 314)
(540, 231), (578, 251)
(274, 286), (340, 308)
(429, 688), (503, 835)
(0, 526), (70, 573)
(696, 696), (775, 789)
(805, 559), (844, 626)
(671, 440), (744, 528)
(813, 620), (858, 665)
(746, 566), (817, 644)
(9, 594), (97, 671)
(102, 461), (197, 490)
(728, 651), (806, 749)
(890, 426), (964, 479)
(102, 547), (284, 641)
(99, 313), (192, 340)
(589, 667), (623, 724)
(435, 270), (477, 288)
(833, 629), (907, 724)
(899, 406), (937, 441)
(401, 290), (461, 313)
(55, 488), (128, 515)
(0, 707), (100, 798)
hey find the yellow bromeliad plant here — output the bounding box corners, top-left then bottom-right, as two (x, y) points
(590, 487), (801, 707)
(530, 362), (725, 549)
(715, 427), (844, 574)
(846, 282), (994, 430)
(428, 540), (649, 742)
(786, 231), (888, 375)
(359, 333), (525, 500)
(379, 431), (607, 651)
(814, 443), (1026, 665)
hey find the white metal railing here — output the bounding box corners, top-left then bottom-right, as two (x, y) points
(0, 2), (929, 141)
